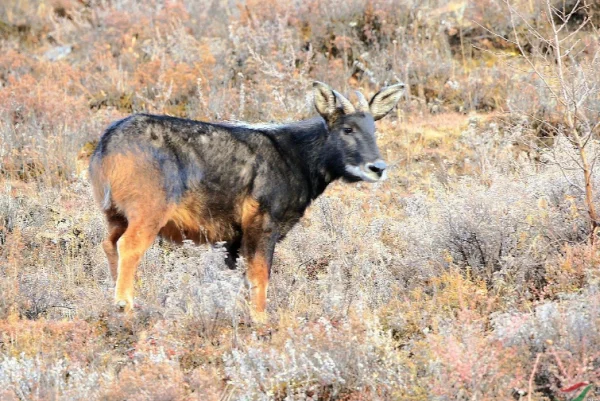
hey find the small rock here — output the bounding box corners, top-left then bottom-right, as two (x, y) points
(44, 45), (72, 61)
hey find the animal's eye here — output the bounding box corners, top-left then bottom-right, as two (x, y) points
(343, 127), (353, 134)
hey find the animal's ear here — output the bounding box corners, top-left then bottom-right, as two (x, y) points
(369, 83), (405, 121)
(313, 81), (336, 120)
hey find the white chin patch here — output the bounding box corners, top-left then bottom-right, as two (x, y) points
(345, 165), (384, 183)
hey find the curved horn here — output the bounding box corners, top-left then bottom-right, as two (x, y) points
(355, 90), (369, 112)
(333, 90), (355, 114)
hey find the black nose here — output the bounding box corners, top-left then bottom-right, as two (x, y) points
(366, 160), (387, 177)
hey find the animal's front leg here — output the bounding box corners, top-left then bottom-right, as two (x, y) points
(242, 230), (277, 324)
(241, 198), (277, 323)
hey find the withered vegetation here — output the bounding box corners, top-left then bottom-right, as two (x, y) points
(1, 1), (599, 400)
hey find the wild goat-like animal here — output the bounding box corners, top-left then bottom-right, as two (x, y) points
(89, 81), (404, 320)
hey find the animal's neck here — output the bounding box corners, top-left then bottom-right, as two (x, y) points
(279, 117), (342, 200)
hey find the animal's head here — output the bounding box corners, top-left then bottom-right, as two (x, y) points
(313, 81), (404, 183)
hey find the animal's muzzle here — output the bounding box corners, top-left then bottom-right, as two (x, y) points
(365, 160), (387, 178)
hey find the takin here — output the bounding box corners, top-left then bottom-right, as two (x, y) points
(89, 81), (405, 321)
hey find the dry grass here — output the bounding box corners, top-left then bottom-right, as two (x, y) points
(1, 0), (600, 400)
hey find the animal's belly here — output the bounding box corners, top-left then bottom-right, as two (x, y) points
(159, 191), (240, 244)
(159, 219), (239, 244)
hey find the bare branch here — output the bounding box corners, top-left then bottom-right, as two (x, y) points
(553, 0), (585, 33)
(561, 38), (582, 59)
(559, 16), (591, 43)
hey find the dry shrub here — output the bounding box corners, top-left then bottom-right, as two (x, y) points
(224, 315), (405, 401)
(543, 243), (598, 296)
(271, 193), (402, 320)
(0, 183), (108, 320)
(100, 362), (186, 401)
(186, 366), (223, 401)
(0, 354), (102, 401)
(397, 127), (600, 298)
(1, 1), (600, 400)
(147, 241), (247, 331)
(0, 319), (98, 361)
(493, 286), (600, 396)
(424, 320), (528, 399)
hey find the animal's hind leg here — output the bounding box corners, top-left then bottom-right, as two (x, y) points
(114, 215), (165, 312)
(102, 213), (128, 281)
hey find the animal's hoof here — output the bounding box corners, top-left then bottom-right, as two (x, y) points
(115, 300), (128, 312)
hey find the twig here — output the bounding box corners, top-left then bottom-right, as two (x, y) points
(528, 353), (542, 401)
(503, 0), (564, 108)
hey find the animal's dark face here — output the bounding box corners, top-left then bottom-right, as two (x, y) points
(329, 112), (387, 182)
(313, 81), (405, 183)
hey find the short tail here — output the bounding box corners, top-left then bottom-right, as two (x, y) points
(89, 156), (113, 211)
(100, 184), (112, 210)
